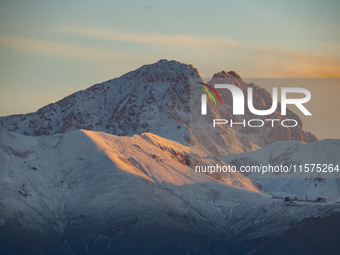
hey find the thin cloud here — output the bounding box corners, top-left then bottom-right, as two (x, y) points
(58, 27), (340, 77)
(0, 35), (134, 62)
(1, 31), (339, 78)
(59, 27), (240, 49)
(245, 46), (340, 77)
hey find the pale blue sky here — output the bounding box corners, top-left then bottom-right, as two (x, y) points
(0, 0), (339, 136)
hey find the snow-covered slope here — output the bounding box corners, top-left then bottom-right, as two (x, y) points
(0, 60), (316, 155)
(220, 139), (340, 201)
(0, 129), (338, 254)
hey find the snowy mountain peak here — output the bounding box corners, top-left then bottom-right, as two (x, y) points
(0, 59), (317, 155)
(212, 70), (241, 79)
(120, 59), (201, 84)
(204, 69), (318, 149)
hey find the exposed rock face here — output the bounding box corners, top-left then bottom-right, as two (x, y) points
(0, 60), (317, 155)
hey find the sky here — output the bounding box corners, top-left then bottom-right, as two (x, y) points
(0, 0), (339, 139)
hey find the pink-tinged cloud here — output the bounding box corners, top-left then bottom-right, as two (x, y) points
(245, 46), (340, 78)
